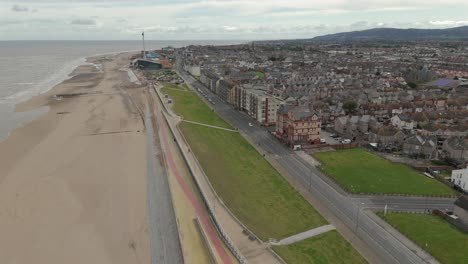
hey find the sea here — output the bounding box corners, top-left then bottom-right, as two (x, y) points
(0, 40), (241, 141)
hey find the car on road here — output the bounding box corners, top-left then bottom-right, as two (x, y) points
(248, 122), (253, 127)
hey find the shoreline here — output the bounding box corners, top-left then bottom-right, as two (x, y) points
(0, 49), (141, 143)
(0, 52), (151, 263)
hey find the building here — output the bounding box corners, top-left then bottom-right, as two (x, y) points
(217, 79), (235, 103)
(402, 135), (438, 159)
(276, 105), (321, 146)
(442, 137), (468, 164)
(200, 69), (220, 92)
(234, 84), (282, 126)
(334, 115), (377, 138)
(452, 167), (468, 193)
(454, 195), (468, 227)
(391, 114), (415, 130)
(369, 126), (406, 148)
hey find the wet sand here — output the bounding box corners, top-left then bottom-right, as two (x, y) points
(0, 53), (150, 264)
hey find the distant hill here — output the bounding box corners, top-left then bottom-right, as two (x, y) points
(312, 26), (468, 42)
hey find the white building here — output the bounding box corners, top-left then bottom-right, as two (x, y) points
(391, 114), (415, 130)
(452, 167), (468, 192)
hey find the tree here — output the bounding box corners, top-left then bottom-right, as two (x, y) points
(407, 82), (417, 89)
(343, 101), (357, 114)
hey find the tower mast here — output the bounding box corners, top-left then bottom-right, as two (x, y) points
(142, 31), (146, 59)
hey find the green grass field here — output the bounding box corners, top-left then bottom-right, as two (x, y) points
(162, 83), (232, 129)
(163, 83), (366, 262)
(378, 213), (468, 264)
(273, 230), (368, 264)
(179, 121), (327, 239)
(255, 71), (266, 79)
(314, 149), (456, 196)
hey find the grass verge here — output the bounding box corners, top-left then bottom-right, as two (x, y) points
(314, 148), (456, 196)
(377, 212), (468, 264)
(273, 230), (368, 264)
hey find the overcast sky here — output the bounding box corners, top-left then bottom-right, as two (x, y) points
(1, 0), (468, 40)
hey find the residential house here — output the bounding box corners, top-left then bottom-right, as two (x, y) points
(402, 135), (438, 159)
(391, 114), (415, 130)
(369, 126), (406, 148)
(442, 137), (468, 164)
(334, 115), (377, 138)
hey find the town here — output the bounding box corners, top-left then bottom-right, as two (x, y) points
(178, 41), (468, 177)
(129, 38), (468, 264)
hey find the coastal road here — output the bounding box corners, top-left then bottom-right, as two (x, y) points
(145, 105), (184, 264)
(176, 61), (454, 263)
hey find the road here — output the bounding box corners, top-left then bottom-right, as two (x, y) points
(145, 105), (184, 264)
(176, 61), (455, 264)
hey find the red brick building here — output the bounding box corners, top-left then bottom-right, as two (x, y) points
(276, 105), (321, 146)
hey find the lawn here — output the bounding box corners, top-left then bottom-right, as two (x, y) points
(162, 83), (232, 129)
(255, 71), (266, 79)
(273, 230), (368, 264)
(378, 212), (468, 264)
(314, 148), (456, 196)
(180, 122), (326, 239)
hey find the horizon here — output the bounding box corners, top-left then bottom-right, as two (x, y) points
(1, 24), (467, 42)
(1, 0), (468, 41)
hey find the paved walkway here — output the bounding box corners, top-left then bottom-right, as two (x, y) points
(270, 225), (336, 246)
(296, 151), (321, 167)
(182, 120), (238, 132)
(145, 105), (184, 264)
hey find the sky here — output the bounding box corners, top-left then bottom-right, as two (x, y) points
(1, 0), (468, 40)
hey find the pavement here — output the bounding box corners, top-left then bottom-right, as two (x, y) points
(175, 61), (453, 264)
(270, 225), (336, 246)
(145, 105), (184, 264)
(181, 120), (239, 132)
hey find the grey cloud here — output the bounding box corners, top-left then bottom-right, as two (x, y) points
(70, 18), (96, 25)
(11, 5), (29, 12)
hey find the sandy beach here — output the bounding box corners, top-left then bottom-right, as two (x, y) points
(0, 53), (150, 264)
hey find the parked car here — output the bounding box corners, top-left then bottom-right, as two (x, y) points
(320, 138), (326, 144)
(330, 133), (338, 138)
(341, 139), (351, 144)
(248, 122), (253, 127)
